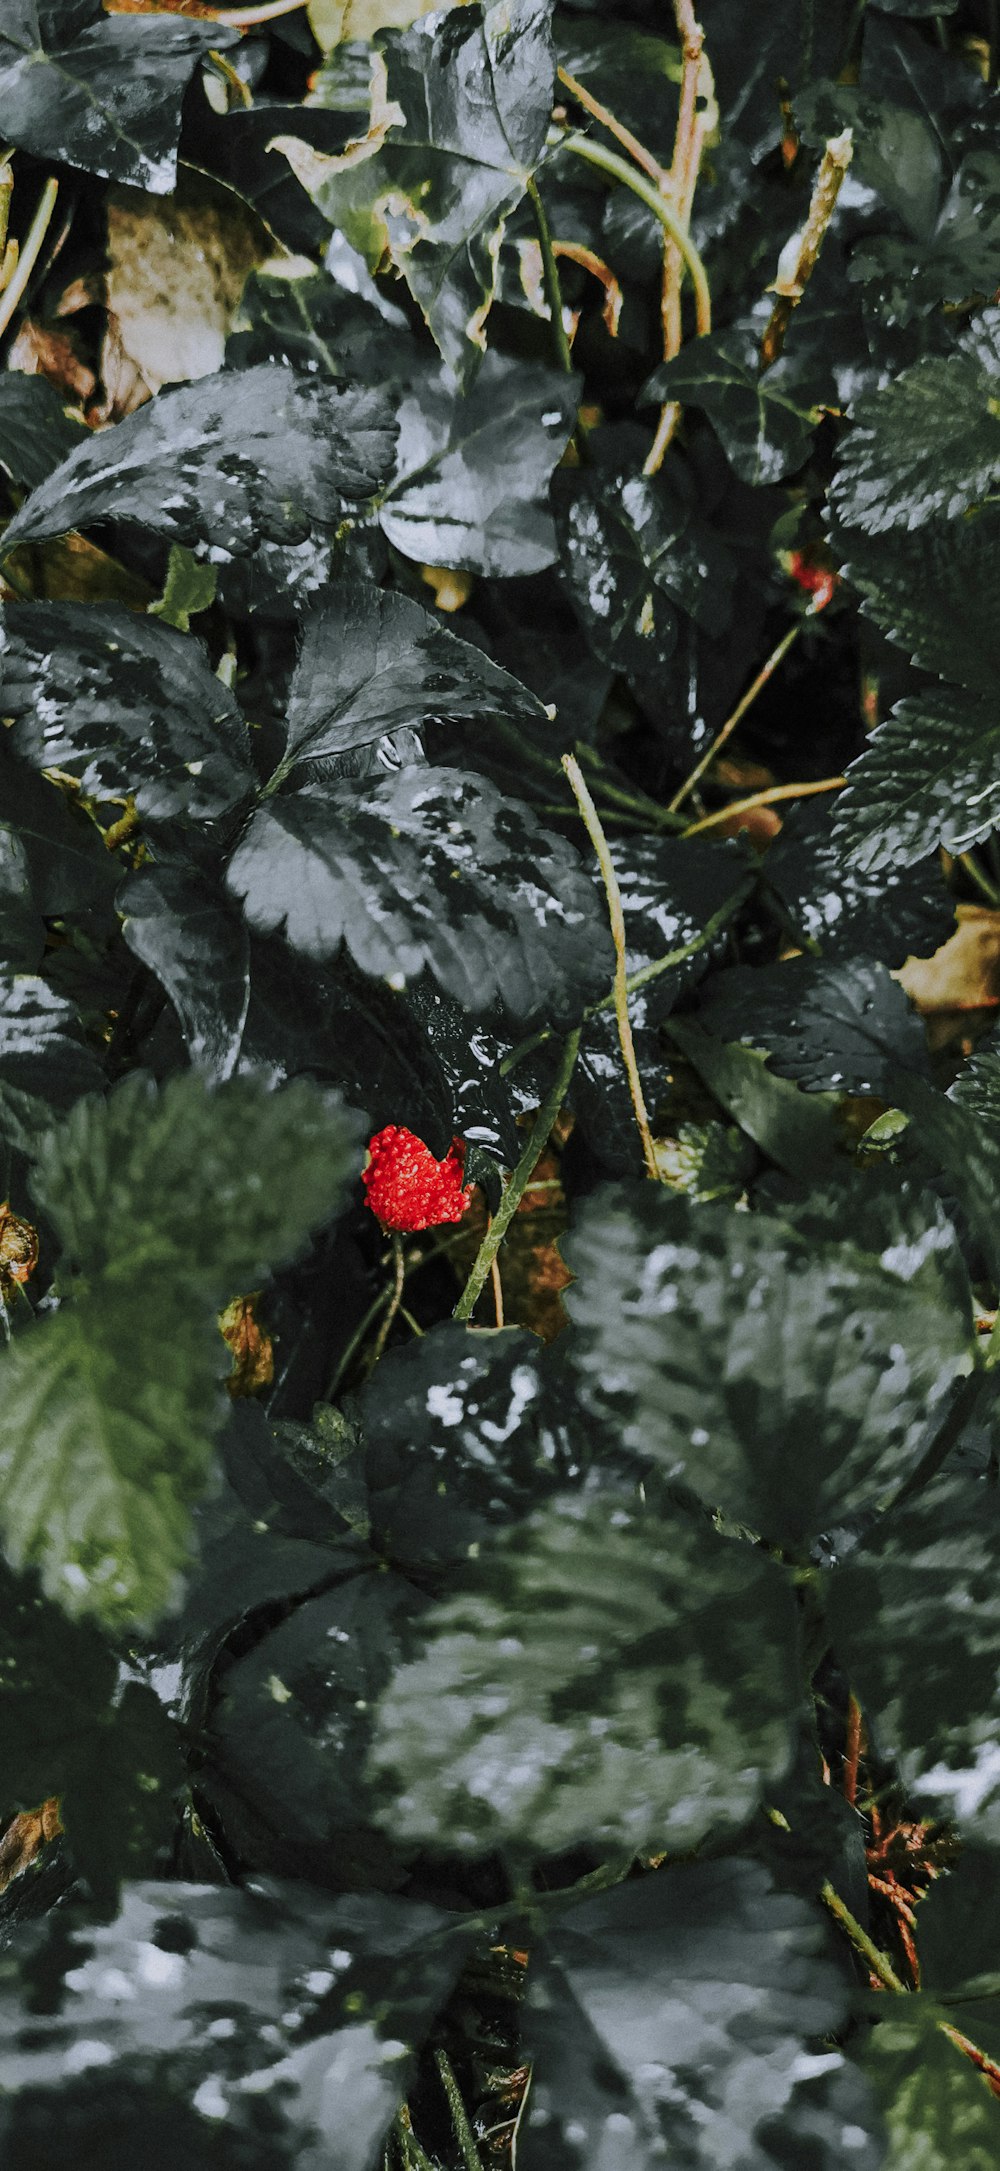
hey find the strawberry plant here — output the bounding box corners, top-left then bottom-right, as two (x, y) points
(4, 0), (1000, 2163)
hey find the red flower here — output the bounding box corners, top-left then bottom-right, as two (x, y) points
(362, 1125), (474, 1233)
(787, 549), (838, 612)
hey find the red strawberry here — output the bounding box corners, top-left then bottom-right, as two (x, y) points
(362, 1125), (473, 1233)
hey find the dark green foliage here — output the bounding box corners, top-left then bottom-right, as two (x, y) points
(2, 367), (398, 558)
(3, 2), (1000, 2161)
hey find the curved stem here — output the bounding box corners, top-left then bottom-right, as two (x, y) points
(647, 1), (707, 474)
(556, 66), (667, 186)
(669, 622), (802, 813)
(559, 134), (711, 337)
(562, 754), (659, 1180)
(454, 1029), (581, 1322)
(205, 0), (308, 20)
(525, 174), (574, 375)
(0, 177), (58, 342)
(680, 775), (846, 838)
(501, 884), (747, 1074)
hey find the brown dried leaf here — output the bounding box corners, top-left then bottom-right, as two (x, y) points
(104, 178), (269, 393)
(7, 320), (96, 403)
(0, 1799), (62, 1896)
(0, 1203), (39, 1301)
(896, 904), (1000, 1016)
(220, 1292), (275, 1397)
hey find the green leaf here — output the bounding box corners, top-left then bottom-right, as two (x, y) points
(369, 1491), (799, 1857)
(380, 352), (579, 577)
(228, 264), (420, 383)
(0, 1287), (225, 1624)
(666, 1019), (847, 1182)
(834, 687), (1000, 874)
(865, 2012), (1000, 2170)
(30, 1070), (364, 1296)
(554, 460), (736, 676)
(0, 740), (118, 916)
(0, 826), (42, 972)
(829, 505), (1000, 692)
(275, 0), (556, 380)
(523, 1860), (882, 2169)
(0, 372), (90, 490)
(0, 1075), (362, 1622)
(203, 1547), (424, 1875)
(826, 1472), (1000, 1840)
(119, 863), (251, 1080)
(274, 579), (546, 780)
(694, 956), (931, 1098)
(2, 366), (397, 560)
(643, 330), (821, 485)
(0, 2), (237, 192)
(563, 1185), (974, 1545)
(0, 602), (255, 826)
(359, 1321), (584, 1571)
(227, 766), (612, 1019)
(148, 543), (218, 634)
(830, 317), (1000, 535)
(0, 1881), (468, 2167)
(0, 972), (103, 1153)
(764, 798), (954, 968)
(0, 1554), (182, 1907)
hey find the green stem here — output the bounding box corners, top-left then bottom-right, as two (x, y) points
(563, 752), (659, 1179)
(454, 1028), (581, 1321)
(500, 885), (746, 1074)
(434, 2049), (485, 2171)
(391, 2109), (437, 2171)
(668, 622), (802, 814)
(558, 133), (711, 336)
(0, 176), (59, 341)
(525, 174), (575, 375)
(820, 1880), (908, 1993)
(367, 1231), (406, 1372)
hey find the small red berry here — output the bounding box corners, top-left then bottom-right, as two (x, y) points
(362, 1125), (474, 1233)
(787, 550), (838, 612)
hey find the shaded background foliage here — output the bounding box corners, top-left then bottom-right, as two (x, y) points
(2, 1), (1000, 2165)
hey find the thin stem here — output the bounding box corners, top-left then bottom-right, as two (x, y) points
(0, 177), (58, 342)
(668, 622), (802, 813)
(680, 775), (846, 838)
(454, 1030), (581, 1322)
(646, 1), (707, 474)
(368, 1233), (406, 1371)
(205, 0), (308, 19)
(562, 753), (659, 1180)
(525, 174), (574, 374)
(556, 65), (667, 186)
(761, 130), (853, 369)
(843, 1693), (863, 1807)
(822, 1881), (1000, 2093)
(435, 2049), (485, 2171)
(989, 0), (999, 89)
(820, 1880), (908, 1992)
(959, 851), (1000, 907)
(559, 134), (711, 336)
(500, 884), (747, 1073)
(490, 1254), (505, 1328)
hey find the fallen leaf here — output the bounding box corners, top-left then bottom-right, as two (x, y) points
(0, 1204), (39, 1301)
(896, 905), (1000, 1014)
(220, 1292), (275, 1397)
(0, 1799), (62, 1897)
(105, 177), (269, 392)
(7, 320), (96, 404)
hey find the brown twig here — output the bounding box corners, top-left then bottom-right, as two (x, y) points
(843, 1693), (863, 1808)
(680, 775), (847, 838)
(562, 753), (660, 1180)
(760, 129), (853, 370)
(645, 1), (709, 474)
